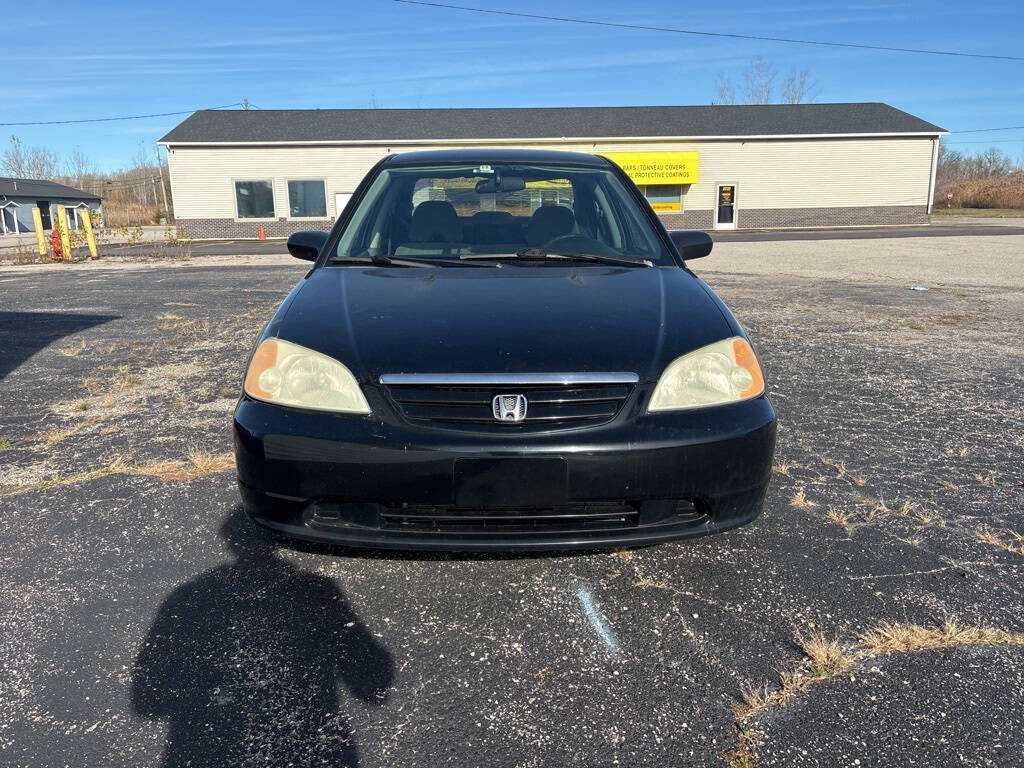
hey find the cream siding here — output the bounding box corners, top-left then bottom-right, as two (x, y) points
(165, 136), (934, 220)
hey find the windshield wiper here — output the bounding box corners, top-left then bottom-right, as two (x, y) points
(461, 248), (652, 268)
(332, 254), (489, 268)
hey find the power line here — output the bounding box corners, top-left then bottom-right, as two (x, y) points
(944, 138), (1024, 145)
(394, 0), (1024, 62)
(0, 102), (244, 127)
(951, 125), (1024, 134)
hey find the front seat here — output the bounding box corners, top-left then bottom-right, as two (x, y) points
(527, 205), (575, 246)
(409, 200), (462, 243)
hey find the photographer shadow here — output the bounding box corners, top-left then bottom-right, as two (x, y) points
(130, 506), (392, 767)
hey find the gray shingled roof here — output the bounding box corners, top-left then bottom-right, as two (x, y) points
(160, 103), (945, 144)
(0, 177), (101, 201)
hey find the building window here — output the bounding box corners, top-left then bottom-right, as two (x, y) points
(235, 180), (275, 219)
(643, 184), (682, 212)
(287, 180), (327, 218)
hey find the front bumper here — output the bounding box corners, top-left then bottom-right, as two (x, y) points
(233, 396), (777, 552)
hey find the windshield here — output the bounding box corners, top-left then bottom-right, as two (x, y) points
(333, 162), (672, 265)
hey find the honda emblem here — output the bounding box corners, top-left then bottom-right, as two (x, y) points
(493, 394), (528, 423)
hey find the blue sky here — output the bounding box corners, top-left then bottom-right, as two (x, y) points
(4, 0), (1023, 171)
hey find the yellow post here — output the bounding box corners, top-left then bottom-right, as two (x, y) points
(56, 206), (72, 262)
(31, 207), (46, 256)
(80, 209), (98, 260)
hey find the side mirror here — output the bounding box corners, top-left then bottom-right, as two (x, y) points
(669, 230), (713, 261)
(287, 230), (329, 261)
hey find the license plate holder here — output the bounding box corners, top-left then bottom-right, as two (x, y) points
(454, 458), (568, 507)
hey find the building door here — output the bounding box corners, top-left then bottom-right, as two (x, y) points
(715, 184), (737, 230)
(36, 201), (52, 230)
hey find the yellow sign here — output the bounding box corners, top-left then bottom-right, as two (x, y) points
(649, 201), (681, 212)
(604, 152), (699, 184)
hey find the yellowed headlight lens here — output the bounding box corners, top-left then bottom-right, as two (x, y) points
(648, 337), (765, 412)
(244, 338), (370, 414)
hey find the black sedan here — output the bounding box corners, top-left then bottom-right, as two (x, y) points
(234, 148), (776, 551)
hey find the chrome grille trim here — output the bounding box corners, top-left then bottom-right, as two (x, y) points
(380, 372), (639, 386)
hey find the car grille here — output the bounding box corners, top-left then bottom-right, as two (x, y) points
(385, 382), (634, 430)
(375, 500), (707, 534)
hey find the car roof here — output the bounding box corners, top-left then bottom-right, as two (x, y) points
(383, 148), (613, 168)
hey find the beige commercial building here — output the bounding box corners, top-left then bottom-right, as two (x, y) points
(159, 103), (946, 238)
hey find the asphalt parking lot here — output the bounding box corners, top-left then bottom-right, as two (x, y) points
(2, 233), (1023, 767)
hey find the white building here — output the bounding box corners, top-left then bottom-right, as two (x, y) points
(159, 103), (946, 238)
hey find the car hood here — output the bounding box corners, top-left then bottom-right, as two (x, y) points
(275, 265), (733, 383)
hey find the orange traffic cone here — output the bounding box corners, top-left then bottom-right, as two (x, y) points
(258, 226), (266, 241)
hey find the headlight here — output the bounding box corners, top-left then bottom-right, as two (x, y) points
(648, 337), (764, 412)
(243, 338), (370, 414)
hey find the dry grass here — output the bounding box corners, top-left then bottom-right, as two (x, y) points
(0, 455), (132, 497)
(723, 726), (757, 768)
(938, 173), (1024, 210)
(735, 618), (1024, 722)
(896, 501), (918, 517)
(115, 365), (141, 392)
(186, 448), (235, 474)
(772, 462), (790, 476)
(914, 510), (937, 526)
(81, 377), (104, 396)
(851, 473), (868, 487)
(864, 499), (890, 523)
(0, 450), (235, 497)
(612, 548), (634, 562)
(859, 619), (1024, 654)
(130, 450), (235, 482)
(790, 489), (816, 509)
(975, 528), (1024, 557)
(31, 423), (84, 447)
(735, 629), (852, 719)
(156, 312), (211, 339)
(826, 507), (850, 527)
(58, 340), (89, 358)
(797, 629), (852, 677)
(975, 470), (997, 487)
(939, 479), (958, 491)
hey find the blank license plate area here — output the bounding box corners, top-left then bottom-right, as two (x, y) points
(454, 458), (568, 507)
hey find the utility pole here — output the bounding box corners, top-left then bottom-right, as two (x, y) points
(154, 145), (171, 223)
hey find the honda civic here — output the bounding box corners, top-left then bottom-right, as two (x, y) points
(234, 148), (776, 551)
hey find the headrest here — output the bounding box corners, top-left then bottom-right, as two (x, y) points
(527, 205), (575, 246)
(409, 200), (461, 242)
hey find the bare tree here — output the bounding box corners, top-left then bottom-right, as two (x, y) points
(2, 136), (29, 177)
(714, 74), (737, 106)
(743, 57), (776, 105)
(63, 147), (95, 184)
(937, 143), (1018, 182)
(27, 146), (60, 179)
(782, 68), (815, 104)
(2, 136), (60, 179)
(713, 58), (817, 105)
